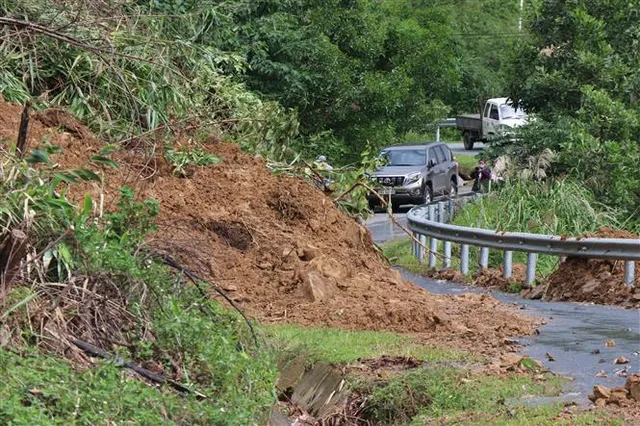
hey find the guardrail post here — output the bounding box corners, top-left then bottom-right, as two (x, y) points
(437, 202), (445, 223)
(479, 247), (489, 270)
(419, 234), (427, 263)
(503, 251), (513, 279)
(444, 241), (452, 268)
(447, 199), (455, 222)
(428, 204), (435, 222)
(624, 261), (635, 286)
(429, 234), (438, 268)
(412, 232), (417, 256)
(526, 252), (537, 285)
(426, 204), (437, 267)
(460, 244), (469, 275)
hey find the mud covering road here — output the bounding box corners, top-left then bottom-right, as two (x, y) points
(367, 214), (640, 404)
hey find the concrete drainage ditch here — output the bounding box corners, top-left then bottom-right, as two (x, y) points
(269, 357), (348, 425)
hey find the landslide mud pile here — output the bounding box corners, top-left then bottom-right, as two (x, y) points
(0, 100), (536, 351)
(145, 144), (535, 347)
(541, 228), (640, 308)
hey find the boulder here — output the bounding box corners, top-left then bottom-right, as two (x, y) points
(593, 385), (612, 400)
(302, 271), (336, 302)
(625, 374), (640, 402)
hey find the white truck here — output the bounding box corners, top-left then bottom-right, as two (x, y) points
(455, 97), (527, 150)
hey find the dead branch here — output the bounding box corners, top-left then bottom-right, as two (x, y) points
(157, 253), (259, 347)
(16, 101), (31, 158)
(301, 160), (331, 192)
(359, 182), (444, 261)
(71, 338), (206, 398)
(0, 16), (153, 64)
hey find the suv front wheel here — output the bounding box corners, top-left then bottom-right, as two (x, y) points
(421, 184), (433, 205)
(448, 179), (458, 199)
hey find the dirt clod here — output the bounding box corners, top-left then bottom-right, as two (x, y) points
(614, 356), (630, 365)
(204, 220), (252, 251)
(589, 376), (640, 408)
(627, 375), (640, 402)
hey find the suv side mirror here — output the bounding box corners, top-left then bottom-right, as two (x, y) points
(428, 159), (436, 168)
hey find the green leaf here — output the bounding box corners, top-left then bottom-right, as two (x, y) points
(45, 144), (63, 154)
(80, 194), (93, 219)
(25, 149), (50, 164)
(74, 169), (101, 182)
(91, 155), (119, 169)
(53, 172), (79, 185)
(99, 144), (119, 156)
(55, 242), (74, 280)
(519, 357), (541, 371)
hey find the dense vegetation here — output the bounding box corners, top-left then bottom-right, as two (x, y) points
(0, 0), (522, 163)
(1, 0), (639, 423)
(494, 0), (640, 226)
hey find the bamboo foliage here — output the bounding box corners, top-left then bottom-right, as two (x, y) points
(0, 0), (299, 158)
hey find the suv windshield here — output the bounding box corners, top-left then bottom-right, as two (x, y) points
(380, 149), (426, 166)
(499, 103), (526, 119)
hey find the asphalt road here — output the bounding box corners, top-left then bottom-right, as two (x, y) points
(447, 141), (485, 157)
(403, 270), (640, 405)
(365, 185), (474, 244)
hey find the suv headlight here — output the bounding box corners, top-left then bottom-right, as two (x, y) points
(404, 172), (421, 185)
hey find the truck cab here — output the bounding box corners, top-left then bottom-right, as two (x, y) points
(482, 98), (527, 138)
(456, 97), (528, 150)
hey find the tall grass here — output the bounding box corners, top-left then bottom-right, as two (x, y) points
(453, 179), (620, 236)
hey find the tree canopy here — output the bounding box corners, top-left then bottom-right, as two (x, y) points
(0, 0), (521, 163)
(502, 0), (640, 222)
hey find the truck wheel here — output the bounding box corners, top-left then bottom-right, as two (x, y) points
(463, 132), (474, 150)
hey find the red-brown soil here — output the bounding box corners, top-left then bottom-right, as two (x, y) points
(0, 100), (537, 354)
(541, 228), (640, 308)
(543, 258), (640, 308)
(474, 263), (528, 291)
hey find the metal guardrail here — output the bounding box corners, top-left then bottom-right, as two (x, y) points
(434, 118), (457, 142)
(407, 201), (639, 286)
(438, 118), (457, 128)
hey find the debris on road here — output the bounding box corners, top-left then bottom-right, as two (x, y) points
(0, 95), (536, 356)
(614, 356), (630, 365)
(588, 375), (640, 407)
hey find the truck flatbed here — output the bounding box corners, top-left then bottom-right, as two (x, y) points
(455, 114), (482, 132)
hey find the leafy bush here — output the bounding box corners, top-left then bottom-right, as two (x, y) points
(504, 0), (640, 227)
(487, 89), (640, 225)
(0, 0), (300, 160)
(164, 145), (221, 176)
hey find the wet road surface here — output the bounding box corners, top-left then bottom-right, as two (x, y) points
(366, 214), (640, 403)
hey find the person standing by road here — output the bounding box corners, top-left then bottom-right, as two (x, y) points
(314, 155), (333, 173)
(311, 155), (333, 191)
